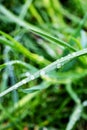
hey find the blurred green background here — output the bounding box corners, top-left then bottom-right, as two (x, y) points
(0, 0), (87, 130)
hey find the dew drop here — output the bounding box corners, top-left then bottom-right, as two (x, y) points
(83, 101), (87, 107)
(43, 128), (48, 130)
(67, 54), (71, 57)
(72, 52), (76, 57)
(61, 57), (64, 61)
(25, 72), (30, 77)
(40, 70), (45, 76)
(56, 63), (61, 69)
(21, 80), (27, 85)
(67, 54), (71, 61)
(31, 75), (35, 80)
(77, 108), (81, 114)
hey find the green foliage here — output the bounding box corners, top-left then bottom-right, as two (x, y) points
(0, 0), (87, 130)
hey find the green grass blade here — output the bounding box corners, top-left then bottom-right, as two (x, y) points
(0, 48), (87, 97)
(0, 5), (77, 51)
(0, 31), (50, 65)
(0, 60), (33, 71)
(21, 81), (51, 93)
(19, 0), (33, 19)
(66, 83), (81, 104)
(66, 105), (83, 130)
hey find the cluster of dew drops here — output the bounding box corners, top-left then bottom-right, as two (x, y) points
(21, 49), (85, 86)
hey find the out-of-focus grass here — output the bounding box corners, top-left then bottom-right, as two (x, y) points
(0, 0), (87, 130)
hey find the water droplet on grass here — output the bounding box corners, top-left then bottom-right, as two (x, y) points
(31, 75), (35, 80)
(72, 52), (76, 57)
(25, 72), (30, 77)
(67, 54), (72, 61)
(40, 70), (45, 76)
(56, 63), (61, 69)
(61, 57), (64, 61)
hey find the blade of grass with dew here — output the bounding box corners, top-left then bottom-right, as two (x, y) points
(0, 5), (77, 51)
(62, 14), (87, 68)
(0, 48), (87, 97)
(66, 104), (83, 130)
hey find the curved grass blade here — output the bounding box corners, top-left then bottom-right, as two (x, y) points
(0, 60), (35, 71)
(19, 0), (33, 19)
(0, 31), (50, 65)
(66, 104), (83, 130)
(21, 81), (51, 93)
(0, 48), (87, 97)
(0, 5), (77, 51)
(66, 83), (81, 104)
(22, 86), (46, 93)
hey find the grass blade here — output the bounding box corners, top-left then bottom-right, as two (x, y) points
(0, 31), (50, 65)
(21, 81), (51, 93)
(0, 5), (77, 51)
(0, 48), (87, 97)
